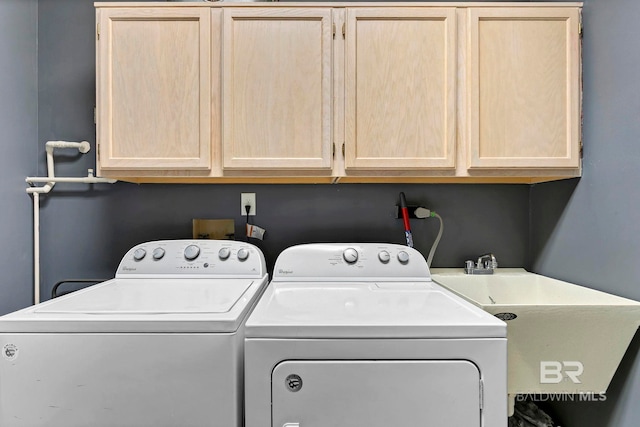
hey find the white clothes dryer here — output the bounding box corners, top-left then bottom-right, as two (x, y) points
(244, 243), (508, 427)
(0, 239), (268, 427)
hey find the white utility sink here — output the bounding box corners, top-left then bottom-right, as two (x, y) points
(431, 268), (640, 409)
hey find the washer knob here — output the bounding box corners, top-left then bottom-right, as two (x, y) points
(152, 247), (165, 260)
(218, 247), (231, 260)
(133, 248), (146, 261)
(378, 250), (391, 264)
(397, 251), (410, 264)
(184, 245), (201, 261)
(237, 248), (250, 261)
(343, 248), (359, 264)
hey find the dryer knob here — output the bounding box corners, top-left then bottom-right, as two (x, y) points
(152, 247), (165, 260)
(343, 248), (359, 264)
(184, 245), (201, 261)
(218, 247), (231, 260)
(378, 250), (391, 264)
(397, 251), (410, 264)
(133, 248), (146, 261)
(237, 248), (250, 261)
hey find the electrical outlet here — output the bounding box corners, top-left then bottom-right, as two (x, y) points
(241, 193), (256, 216)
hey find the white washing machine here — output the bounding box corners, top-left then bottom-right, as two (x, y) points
(0, 239), (268, 427)
(245, 243), (508, 427)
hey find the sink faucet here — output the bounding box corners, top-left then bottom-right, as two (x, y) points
(465, 253), (498, 275)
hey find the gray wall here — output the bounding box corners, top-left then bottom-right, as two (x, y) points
(530, 0), (640, 425)
(0, 0), (38, 313)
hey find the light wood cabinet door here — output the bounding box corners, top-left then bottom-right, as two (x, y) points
(97, 8), (214, 172)
(344, 8), (457, 171)
(467, 8), (581, 170)
(222, 8), (333, 171)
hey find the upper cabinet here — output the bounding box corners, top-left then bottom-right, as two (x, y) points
(96, 7), (217, 176)
(222, 8), (333, 172)
(344, 8), (457, 171)
(467, 7), (581, 171)
(94, 3), (582, 184)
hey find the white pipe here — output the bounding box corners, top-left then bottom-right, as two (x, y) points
(33, 192), (40, 304)
(26, 141), (117, 304)
(27, 177), (117, 184)
(26, 143), (58, 194)
(46, 146), (55, 179)
(26, 183), (54, 194)
(26, 173), (117, 185)
(26, 141), (97, 194)
(45, 140), (90, 153)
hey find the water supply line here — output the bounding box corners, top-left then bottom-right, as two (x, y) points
(25, 141), (117, 304)
(418, 209), (443, 267)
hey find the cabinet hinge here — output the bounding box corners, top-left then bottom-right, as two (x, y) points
(332, 23), (336, 39)
(579, 140), (584, 159)
(342, 142), (345, 157)
(342, 23), (345, 39)
(96, 143), (100, 161)
(578, 12), (583, 38)
(97, 23), (100, 41)
(332, 142), (335, 158)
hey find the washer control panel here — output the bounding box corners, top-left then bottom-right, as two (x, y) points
(116, 240), (266, 277)
(273, 243), (431, 281)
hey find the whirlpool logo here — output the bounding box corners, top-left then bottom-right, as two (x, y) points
(3, 344), (18, 361)
(278, 269), (294, 275)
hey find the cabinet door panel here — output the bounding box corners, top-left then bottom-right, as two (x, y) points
(345, 8), (457, 170)
(97, 8), (212, 171)
(468, 8), (581, 169)
(223, 8), (332, 170)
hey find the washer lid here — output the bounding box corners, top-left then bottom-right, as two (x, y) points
(245, 281), (506, 339)
(0, 277), (268, 333)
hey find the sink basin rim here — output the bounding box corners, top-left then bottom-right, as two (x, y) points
(430, 268), (640, 307)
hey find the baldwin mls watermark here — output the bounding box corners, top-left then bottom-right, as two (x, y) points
(515, 361), (607, 402)
(516, 393), (607, 402)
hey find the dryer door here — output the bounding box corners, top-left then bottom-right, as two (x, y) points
(272, 360), (481, 427)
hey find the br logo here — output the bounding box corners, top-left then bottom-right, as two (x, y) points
(540, 361), (584, 384)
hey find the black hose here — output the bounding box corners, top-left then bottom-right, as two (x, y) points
(51, 279), (107, 299)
